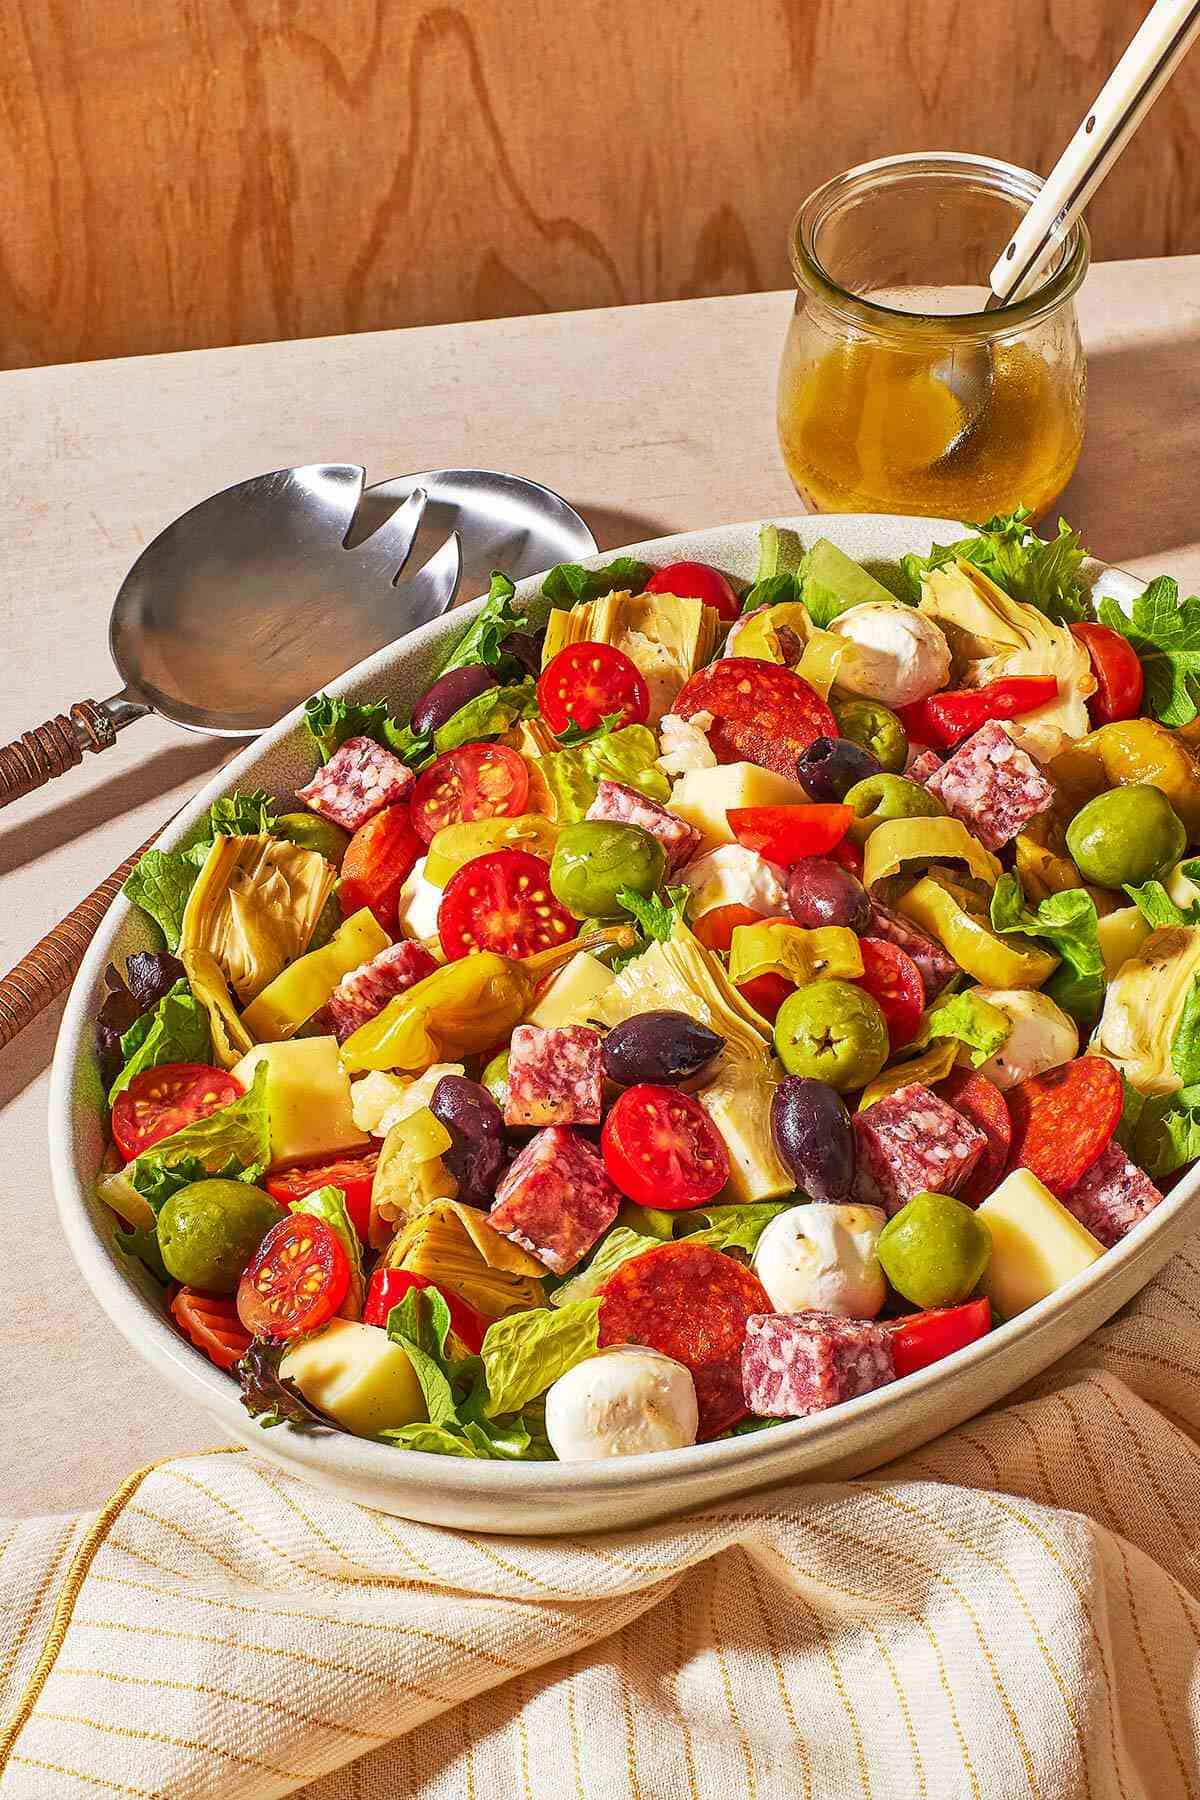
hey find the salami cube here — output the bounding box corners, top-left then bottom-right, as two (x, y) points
(327, 940), (438, 1043)
(490, 1126), (621, 1274)
(924, 719), (1054, 852)
(906, 747), (944, 786)
(505, 1025), (603, 1128)
(1057, 1141), (1164, 1249)
(585, 780), (702, 872)
(853, 1083), (987, 1217)
(868, 901), (958, 1003)
(297, 736), (415, 833)
(742, 1313), (895, 1418)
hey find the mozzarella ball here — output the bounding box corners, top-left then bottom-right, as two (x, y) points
(545, 1348), (699, 1460)
(752, 1203), (887, 1318)
(677, 843), (786, 919)
(962, 987), (1078, 1090)
(829, 603), (952, 706)
(395, 856), (442, 940)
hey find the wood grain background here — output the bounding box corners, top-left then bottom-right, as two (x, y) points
(3, 0), (1199, 370)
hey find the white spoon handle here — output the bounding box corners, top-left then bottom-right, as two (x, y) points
(991, 0), (1200, 303)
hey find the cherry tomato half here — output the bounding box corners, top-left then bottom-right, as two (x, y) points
(340, 805), (424, 931)
(363, 1268), (488, 1354)
(728, 803), (852, 866)
(170, 1287), (252, 1372)
(887, 1297), (991, 1379)
(1069, 622), (1145, 726)
(236, 1213), (350, 1339)
(853, 938), (924, 1050)
(410, 743), (530, 846)
(111, 1063), (242, 1162)
(537, 642), (650, 735)
(673, 659), (837, 779)
(645, 559), (740, 624)
(266, 1151), (380, 1245)
(601, 1082), (730, 1210)
(437, 849), (578, 960)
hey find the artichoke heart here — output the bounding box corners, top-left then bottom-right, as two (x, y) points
(583, 921), (793, 1202)
(181, 948), (256, 1069)
(542, 590), (719, 723)
(180, 834), (336, 1006)
(383, 1200), (545, 1316)
(919, 559), (1094, 758)
(1091, 924), (1200, 1095)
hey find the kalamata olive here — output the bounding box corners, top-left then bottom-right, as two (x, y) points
(429, 1075), (507, 1205)
(411, 665), (498, 738)
(796, 735), (881, 802)
(601, 1010), (725, 1086)
(786, 858), (871, 932)
(499, 629), (545, 679)
(770, 1076), (855, 1203)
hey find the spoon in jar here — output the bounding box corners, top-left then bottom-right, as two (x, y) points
(935, 0), (1200, 456)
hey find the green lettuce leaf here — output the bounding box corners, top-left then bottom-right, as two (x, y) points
(556, 710), (624, 748)
(386, 1286), (459, 1428)
(439, 570), (529, 675)
(541, 558), (652, 608)
(122, 849), (203, 951)
(1096, 575), (1200, 727)
(118, 1064), (271, 1209)
(549, 1227), (660, 1308)
(108, 980), (211, 1102)
(914, 990), (1011, 1067)
(382, 1290), (551, 1458)
(381, 1421), (488, 1457)
(302, 694), (431, 767)
(990, 874), (1104, 1026)
(432, 679), (539, 753)
(209, 789), (277, 836)
(1171, 976), (1200, 1086)
(288, 1185), (365, 1317)
(480, 1299), (600, 1416)
(1123, 878), (1200, 929)
(741, 524), (803, 613)
(898, 508), (1090, 623)
(112, 1221), (170, 1291)
(540, 724), (670, 824)
(674, 1202), (793, 1253)
(1126, 1081), (1200, 1179)
(612, 885), (690, 971)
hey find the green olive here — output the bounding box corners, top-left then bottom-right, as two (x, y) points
(481, 1048), (510, 1109)
(157, 1179), (280, 1295)
(274, 812), (352, 868)
(549, 821), (666, 920)
(773, 979), (889, 1091)
(843, 773), (945, 846)
(833, 699), (908, 774)
(877, 1191), (991, 1309)
(1065, 785), (1187, 890)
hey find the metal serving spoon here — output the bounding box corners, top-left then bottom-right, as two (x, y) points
(938, 0), (1200, 447)
(0, 464), (462, 811)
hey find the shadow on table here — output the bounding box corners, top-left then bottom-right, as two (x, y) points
(576, 503), (676, 552)
(0, 995), (64, 1108)
(1061, 330), (1200, 565)
(0, 736), (228, 878)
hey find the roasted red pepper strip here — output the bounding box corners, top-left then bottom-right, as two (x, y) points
(887, 1297), (991, 1378)
(363, 1268), (489, 1354)
(897, 677), (1059, 749)
(727, 803), (852, 865)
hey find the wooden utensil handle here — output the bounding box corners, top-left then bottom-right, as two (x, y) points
(0, 701), (119, 809)
(0, 829), (159, 1048)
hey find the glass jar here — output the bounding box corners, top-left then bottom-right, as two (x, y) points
(777, 153), (1090, 520)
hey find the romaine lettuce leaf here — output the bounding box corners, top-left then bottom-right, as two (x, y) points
(1126, 1081), (1200, 1179)
(432, 679), (539, 752)
(673, 1202), (792, 1253)
(915, 990), (1011, 1068)
(386, 1286), (459, 1427)
(541, 558), (652, 608)
(990, 874), (1104, 1025)
(549, 1226), (659, 1308)
(381, 1288), (551, 1458)
(480, 1299), (600, 1416)
(438, 570), (529, 675)
(117, 1064), (271, 1208)
(112, 1221), (170, 1292)
(540, 724), (670, 823)
(108, 979), (211, 1102)
(741, 524), (803, 613)
(1171, 975), (1200, 1086)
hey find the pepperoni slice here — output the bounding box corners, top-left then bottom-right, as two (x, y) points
(596, 1241), (770, 1437)
(673, 658), (837, 779)
(854, 938), (924, 1049)
(1005, 1057), (1123, 1195)
(936, 1067), (1012, 1208)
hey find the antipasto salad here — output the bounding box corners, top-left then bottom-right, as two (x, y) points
(96, 511), (1200, 1459)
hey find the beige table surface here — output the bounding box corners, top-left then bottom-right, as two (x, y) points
(2, 257), (1199, 1518)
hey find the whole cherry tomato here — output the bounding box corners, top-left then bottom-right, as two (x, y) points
(645, 560), (740, 623)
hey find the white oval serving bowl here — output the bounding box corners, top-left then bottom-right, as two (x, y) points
(50, 514), (1199, 1535)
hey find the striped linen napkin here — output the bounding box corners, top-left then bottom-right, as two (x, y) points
(0, 1234), (1198, 1799)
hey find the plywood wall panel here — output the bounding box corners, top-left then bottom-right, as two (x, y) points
(1, 0), (1197, 369)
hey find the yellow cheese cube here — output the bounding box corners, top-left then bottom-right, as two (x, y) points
(1097, 906), (1151, 981)
(977, 1169), (1104, 1319)
(232, 1036), (369, 1169)
(668, 762), (811, 851)
(527, 951), (616, 1027)
(280, 1319), (424, 1437)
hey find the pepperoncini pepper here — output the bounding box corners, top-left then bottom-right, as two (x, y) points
(897, 877), (1059, 989)
(1050, 719), (1200, 841)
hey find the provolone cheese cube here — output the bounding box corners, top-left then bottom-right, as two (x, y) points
(668, 762), (810, 851)
(527, 952), (616, 1028)
(977, 1169), (1104, 1318)
(280, 1319), (424, 1437)
(232, 1036), (369, 1168)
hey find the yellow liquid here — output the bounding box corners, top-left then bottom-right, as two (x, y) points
(778, 334), (1083, 519)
